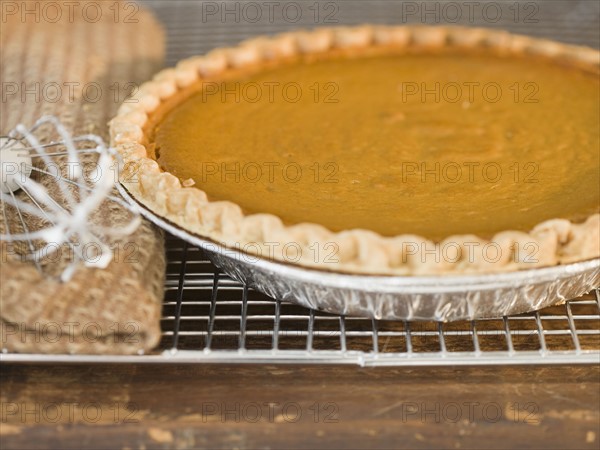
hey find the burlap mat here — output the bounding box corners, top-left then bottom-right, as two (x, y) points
(0, 1), (166, 354)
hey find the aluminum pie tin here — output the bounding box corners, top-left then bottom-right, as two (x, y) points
(118, 185), (600, 321)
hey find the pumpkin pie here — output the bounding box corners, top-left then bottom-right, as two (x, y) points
(110, 26), (600, 275)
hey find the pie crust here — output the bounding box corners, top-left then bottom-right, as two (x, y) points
(109, 25), (600, 276)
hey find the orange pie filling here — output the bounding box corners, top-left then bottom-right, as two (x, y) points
(148, 52), (599, 239)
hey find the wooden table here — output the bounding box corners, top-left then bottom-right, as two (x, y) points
(1, 364), (598, 449)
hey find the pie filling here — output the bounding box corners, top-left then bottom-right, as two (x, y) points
(148, 51), (599, 241)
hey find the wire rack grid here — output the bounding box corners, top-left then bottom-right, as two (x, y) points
(2, 235), (599, 365)
(150, 236), (600, 366)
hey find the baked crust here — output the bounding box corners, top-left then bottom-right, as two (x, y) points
(109, 25), (600, 275)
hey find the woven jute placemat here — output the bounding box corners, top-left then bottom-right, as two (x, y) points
(1, 1), (167, 354)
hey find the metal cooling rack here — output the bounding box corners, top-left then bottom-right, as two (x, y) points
(150, 235), (600, 366)
(3, 234), (599, 365)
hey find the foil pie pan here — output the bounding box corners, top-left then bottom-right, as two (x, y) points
(120, 186), (600, 321)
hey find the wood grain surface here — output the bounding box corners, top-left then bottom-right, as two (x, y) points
(1, 364), (599, 449)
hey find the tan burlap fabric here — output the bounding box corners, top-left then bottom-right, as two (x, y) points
(0, 1), (167, 354)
